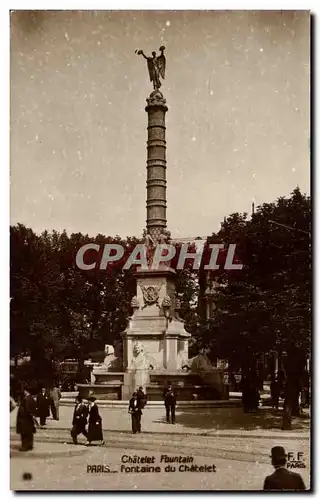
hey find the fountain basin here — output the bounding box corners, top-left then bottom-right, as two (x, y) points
(78, 382), (123, 400)
(77, 369), (228, 401)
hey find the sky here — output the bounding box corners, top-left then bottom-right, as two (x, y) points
(10, 10), (310, 239)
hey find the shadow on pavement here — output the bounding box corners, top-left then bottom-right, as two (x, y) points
(155, 407), (310, 432)
(10, 440), (89, 459)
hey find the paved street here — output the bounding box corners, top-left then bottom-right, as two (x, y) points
(10, 432), (310, 491)
(10, 403), (310, 437)
(10, 405), (310, 491)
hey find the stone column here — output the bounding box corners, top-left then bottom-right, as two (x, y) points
(182, 339), (189, 362)
(165, 336), (178, 371)
(122, 336), (134, 400)
(126, 337), (133, 369)
(145, 91), (168, 242)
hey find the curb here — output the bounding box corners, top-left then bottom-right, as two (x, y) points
(10, 426), (309, 440)
(60, 399), (243, 408)
(200, 432), (310, 440)
(10, 443), (89, 459)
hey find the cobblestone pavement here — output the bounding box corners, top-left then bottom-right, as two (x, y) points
(11, 428), (310, 491)
(10, 405), (310, 437)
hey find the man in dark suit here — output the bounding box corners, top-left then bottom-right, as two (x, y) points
(163, 383), (177, 424)
(71, 395), (88, 444)
(137, 386), (147, 409)
(128, 392), (143, 434)
(263, 446), (306, 491)
(36, 388), (50, 426)
(16, 386), (38, 451)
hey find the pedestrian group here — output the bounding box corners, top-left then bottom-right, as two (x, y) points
(12, 383), (308, 491)
(14, 384), (61, 452)
(71, 395), (104, 446)
(13, 381), (177, 451)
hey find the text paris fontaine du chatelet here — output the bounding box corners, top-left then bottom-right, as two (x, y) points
(87, 454), (217, 474)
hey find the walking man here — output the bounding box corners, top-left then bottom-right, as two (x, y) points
(163, 383), (177, 424)
(50, 385), (61, 420)
(128, 392), (143, 434)
(36, 387), (50, 427)
(16, 386), (38, 451)
(263, 446), (306, 491)
(71, 395), (88, 444)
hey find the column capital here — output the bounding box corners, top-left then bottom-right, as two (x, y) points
(145, 90), (168, 112)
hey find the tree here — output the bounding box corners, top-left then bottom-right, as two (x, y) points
(10, 226), (199, 368)
(193, 187), (311, 376)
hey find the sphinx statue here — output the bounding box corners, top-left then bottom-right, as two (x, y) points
(186, 351), (215, 372)
(184, 350), (224, 396)
(101, 344), (122, 372)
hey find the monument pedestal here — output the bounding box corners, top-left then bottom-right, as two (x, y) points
(121, 268), (190, 376)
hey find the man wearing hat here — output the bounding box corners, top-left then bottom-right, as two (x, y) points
(163, 383), (177, 424)
(137, 386), (147, 409)
(71, 395), (88, 444)
(263, 446), (306, 491)
(128, 392), (144, 434)
(16, 386), (38, 451)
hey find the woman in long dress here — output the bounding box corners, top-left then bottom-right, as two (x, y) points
(86, 396), (104, 446)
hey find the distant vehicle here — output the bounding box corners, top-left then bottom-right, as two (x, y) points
(59, 359), (79, 377)
(59, 359), (91, 391)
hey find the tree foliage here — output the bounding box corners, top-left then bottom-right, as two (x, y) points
(10, 227), (198, 367)
(190, 187), (311, 374)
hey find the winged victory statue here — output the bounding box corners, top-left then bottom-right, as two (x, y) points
(135, 46), (166, 91)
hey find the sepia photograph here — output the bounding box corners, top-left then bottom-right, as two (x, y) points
(10, 9), (311, 491)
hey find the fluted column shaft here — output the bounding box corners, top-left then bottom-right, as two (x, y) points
(145, 93), (168, 242)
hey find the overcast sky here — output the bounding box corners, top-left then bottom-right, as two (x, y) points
(10, 10), (310, 239)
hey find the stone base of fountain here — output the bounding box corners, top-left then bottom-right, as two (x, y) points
(77, 368), (228, 401)
(146, 369), (228, 401)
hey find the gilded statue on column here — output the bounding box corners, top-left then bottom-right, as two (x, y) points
(135, 46), (166, 90)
